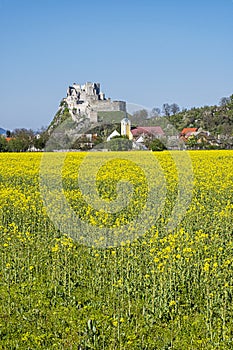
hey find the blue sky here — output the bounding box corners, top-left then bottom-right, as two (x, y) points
(0, 0), (233, 130)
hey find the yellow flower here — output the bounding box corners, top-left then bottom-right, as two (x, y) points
(169, 300), (176, 306)
(51, 244), (59, 253)
(203, 262), (209, 272)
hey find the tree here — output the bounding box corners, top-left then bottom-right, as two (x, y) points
(186, 135), (198, 149)
(6, 130), (11, 138)
(162, 103), (171, 117)
(144, 138), (167, 151)
(170, 103), (180, 115)
(93, 135), (104, 146)
(107, 136), (132, 151)
(150, 107), (161, 117)
(132, 109), (149, 123)
(10, 128), (34, 151)
(0, 136), (7, 151)
(34, 134), (47, 150)
(219, 97), (230, 106)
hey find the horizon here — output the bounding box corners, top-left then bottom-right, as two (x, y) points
(0, 0), (233, 130)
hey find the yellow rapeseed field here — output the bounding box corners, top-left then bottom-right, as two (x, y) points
(0, 150), (233, 349)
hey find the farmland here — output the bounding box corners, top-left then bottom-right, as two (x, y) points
(0, 151), (233, 349)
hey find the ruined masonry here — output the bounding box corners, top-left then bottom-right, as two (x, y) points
(64, 82), (126, 122)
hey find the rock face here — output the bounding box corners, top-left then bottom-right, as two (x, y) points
(64, 82), (126, 122)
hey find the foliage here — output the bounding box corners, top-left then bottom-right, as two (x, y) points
(1, 151), (233, 348)
(47, 105), (73, 136)
(145, 137), (167, 151)
(131, 109), (148, 123)
(7, 128), (34, 152)
(104, 136), (133, 151)
(168, 94), (233, 136)
(0, 135), (7, 152)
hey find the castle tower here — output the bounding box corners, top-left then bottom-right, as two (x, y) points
(121, 115), (133, 140)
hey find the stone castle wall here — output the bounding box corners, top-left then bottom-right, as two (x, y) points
(91, 100), (126, 112)
(65, 82), (126, 122)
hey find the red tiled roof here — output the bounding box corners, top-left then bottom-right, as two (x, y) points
(180, 128), (197, 136)
(131, 126), (164, 136)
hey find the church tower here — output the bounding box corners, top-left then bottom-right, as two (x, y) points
(121, 114), (133, 140)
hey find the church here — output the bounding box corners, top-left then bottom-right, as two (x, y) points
(107, 116), (133, 141)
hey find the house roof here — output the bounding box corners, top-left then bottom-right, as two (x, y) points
(180, 128), (198, 136)
(106, 129), (120, 141)
(136, 135), (144, 143)
(131, 126), (165, 137)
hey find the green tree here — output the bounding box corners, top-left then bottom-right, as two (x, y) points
(9, 128), (34, 151)
(0, 136), (7, 151)
(144, 138), (167, 151)
(186, 135), (198, 149)
(107, 136), (132, 151)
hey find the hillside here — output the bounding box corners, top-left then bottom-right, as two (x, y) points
(97, 111), (131, 123)
(47, 104), (131, 136)
(47, 102), (73, 136)
(167, 94), (233, 135)
(46, 94), (233, 148)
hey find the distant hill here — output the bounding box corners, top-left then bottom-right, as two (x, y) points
(0, 128), (6, 135)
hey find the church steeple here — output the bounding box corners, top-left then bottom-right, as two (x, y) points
(121, 113), (133, 140)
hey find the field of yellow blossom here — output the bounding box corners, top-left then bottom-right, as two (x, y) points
(0, 150), (233, 349)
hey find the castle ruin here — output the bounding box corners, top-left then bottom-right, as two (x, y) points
(64, 82), (126, 122)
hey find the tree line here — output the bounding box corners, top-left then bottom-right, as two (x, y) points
(132, 95), (233, 122)
(0, 128), (47, 152)
(131, 103), (181, 122)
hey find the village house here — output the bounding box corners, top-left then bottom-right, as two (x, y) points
(180, 127), (220, 148)
(131, 126), (165, 142)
